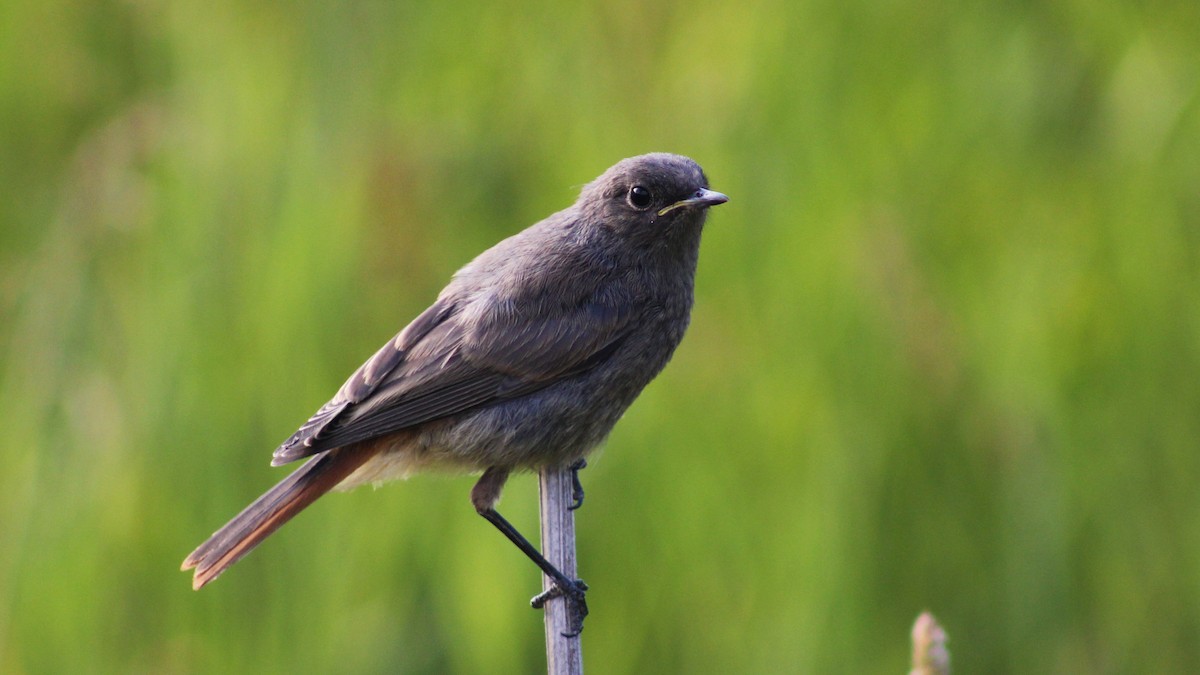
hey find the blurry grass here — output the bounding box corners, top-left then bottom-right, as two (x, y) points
(2, 0), (1199, 672)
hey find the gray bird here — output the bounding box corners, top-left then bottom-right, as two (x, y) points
(182, 153), (727, 633)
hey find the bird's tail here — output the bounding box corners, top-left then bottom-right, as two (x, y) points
(182, 446), (372, 589)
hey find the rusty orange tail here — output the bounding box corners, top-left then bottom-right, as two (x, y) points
(182, 446), (372, 589)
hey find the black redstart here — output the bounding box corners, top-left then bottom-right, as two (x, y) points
(183, 153), (727, 633)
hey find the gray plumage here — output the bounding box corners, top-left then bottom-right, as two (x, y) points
(183, 152), (727, 592)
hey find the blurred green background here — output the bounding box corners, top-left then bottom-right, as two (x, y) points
(2, 0), (1198, 672)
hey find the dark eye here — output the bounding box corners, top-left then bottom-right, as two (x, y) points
(627, 185), (652, 209)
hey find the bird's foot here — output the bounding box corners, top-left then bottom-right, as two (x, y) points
(531, 577), (589, 636)
(567, 459), (587, 511)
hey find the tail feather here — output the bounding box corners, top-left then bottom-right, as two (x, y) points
(182, 446), (373, 589)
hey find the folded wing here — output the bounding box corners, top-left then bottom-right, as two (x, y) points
(271, 287), (633, 465)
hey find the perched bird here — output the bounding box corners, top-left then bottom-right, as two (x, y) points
(183, 153), (727, 633)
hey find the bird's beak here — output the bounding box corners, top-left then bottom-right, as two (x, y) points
(657, 188), (730, 216)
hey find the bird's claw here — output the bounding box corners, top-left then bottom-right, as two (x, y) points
(531, 577), (589, 636)
(568, 459), (587, 511)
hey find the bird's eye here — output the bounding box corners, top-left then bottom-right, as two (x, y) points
(627, 185), (652, 210)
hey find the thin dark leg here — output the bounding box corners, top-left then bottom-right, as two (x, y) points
(479, 507), (589, 636)
(568, 459), (587, 511)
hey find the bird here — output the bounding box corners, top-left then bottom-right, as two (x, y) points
(182, 153), (727, 633)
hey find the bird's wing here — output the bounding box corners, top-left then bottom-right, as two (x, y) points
(271, 287), (634, 464)
(270, 298), (457, 463)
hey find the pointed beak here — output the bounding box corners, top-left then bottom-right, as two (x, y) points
(657, 188), (730, 216)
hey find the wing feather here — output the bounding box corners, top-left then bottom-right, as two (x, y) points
(271, 299), (456, 463)
(272, 268), (635, 465)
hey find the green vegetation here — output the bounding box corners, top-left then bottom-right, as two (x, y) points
(2, 1), (1197, 672)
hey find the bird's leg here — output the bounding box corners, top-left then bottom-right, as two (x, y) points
(567, 458), (587, 511)
(472, 467), (589, 636)
(479, 507), (590, 635)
